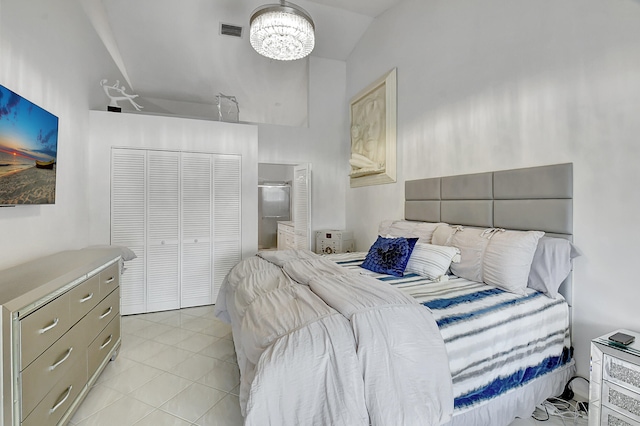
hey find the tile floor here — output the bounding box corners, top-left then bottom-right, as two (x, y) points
(69, 305), (587, 426)
(69, 305), (242, 426)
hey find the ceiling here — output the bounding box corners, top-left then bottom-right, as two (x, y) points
(83, 0), (402, 125)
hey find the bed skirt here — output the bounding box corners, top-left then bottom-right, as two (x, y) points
(445, 359), (575, 426)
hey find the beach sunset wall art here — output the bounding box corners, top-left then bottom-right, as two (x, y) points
(0, 84), (58, 205)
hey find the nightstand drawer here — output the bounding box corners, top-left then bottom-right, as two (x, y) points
(99, 262), (119, 299)
(601, 405), (640, 426)
(21, 353), (87, 426)
(20, 293), (71, 370)
(87, 315), (120, 378)
(603, 380), (640, 423)
(20, 324), (84, 421)
(605, 354), (640, 395)
(68, 274), (101, 325)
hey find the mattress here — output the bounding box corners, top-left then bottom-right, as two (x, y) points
(328, 252), (573, 415)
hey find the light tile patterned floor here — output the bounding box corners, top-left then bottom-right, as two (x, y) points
(69, 305), (586, 426)
(70, 305), (242, 426)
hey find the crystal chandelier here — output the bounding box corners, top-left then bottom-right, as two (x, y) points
(249, 1), (315, 61)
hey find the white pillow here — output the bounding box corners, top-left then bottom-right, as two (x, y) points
(405, 243), (461, 280)
(527, 237), (580, 298)
(380, 220), (447, 243)
(432, 226), (545, 295)
(448, 227), (490, 283)
(386, 220), (419, 237)
(412, 222), (448, 243)
(432, 224), (457, 246)
(378, 219), (395, 236)
(483, 230), (544, 294)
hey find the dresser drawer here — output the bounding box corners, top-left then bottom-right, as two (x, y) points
(99, 262), (119, 299)
(21, 353), (87, 426)
(88, 315), (120, 378)
(68, 274), (101, 325)
(601, 405), (640, 426)
(285, 233), (295, 248)
(603, 380), (640, 423)
(605, 354), (640, 395)
(86, 287), (120, 341)
(20, 293), (71, 370)
(20, 324), (85, 421)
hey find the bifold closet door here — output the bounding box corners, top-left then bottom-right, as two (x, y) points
(181, 153), (213, 308)
(213, 155), (242, 301)
(112, 148), (242, 313)
(146, 150), (181, 312)
(111, 149), (146, 315)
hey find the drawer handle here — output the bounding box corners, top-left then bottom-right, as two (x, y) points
(80, 293), (94, 303)
(99, 306), (113, 320)
(50, 385), (72, 413)
(100, 334), (113, 350)
(104, 277), (115, 284)
(39, 318), (59, 334)
(49, 347), (73, 371)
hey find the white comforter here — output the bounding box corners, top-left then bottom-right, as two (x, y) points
(215, 249), (453, 426)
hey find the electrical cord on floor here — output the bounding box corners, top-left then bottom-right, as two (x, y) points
(559, 375), (590, 402)
(532, 403), (551, 422)
(532, 397), (589, 425)
(531, 374), (590, 425)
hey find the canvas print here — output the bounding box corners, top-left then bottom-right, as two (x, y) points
(349, 83), (387, 178)
(349, 68), (397, 188)
(0, 85), (58, 205)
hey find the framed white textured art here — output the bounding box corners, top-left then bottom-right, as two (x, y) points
(349, 68), (397, 188)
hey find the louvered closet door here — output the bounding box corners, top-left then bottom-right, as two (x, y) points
(181, 153), (213, 308)
(293, 163), (311, 250)
(213, 155), (242, 301)
(111, 149), (146, 315)
(146, 151), (180, 312)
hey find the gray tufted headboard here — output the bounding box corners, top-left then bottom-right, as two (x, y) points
(404, 163), (573, 304)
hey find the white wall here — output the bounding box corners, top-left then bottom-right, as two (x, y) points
(259, 163), (294, 184)
(0, 0), (122, 269)
(346, 0), (640, 387)
(258, 56), (350, 234)
(87, 111), (259, 258)
(0, 0), (345, 270)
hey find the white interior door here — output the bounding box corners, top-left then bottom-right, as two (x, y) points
(213, 155), (242, 301)
(293, 163), (311, 250)
(181, 152), (213, 308)
(111, 148), (146, 315)
(146, 150), (180, 312)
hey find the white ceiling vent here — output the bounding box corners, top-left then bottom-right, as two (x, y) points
(220, 23), (243, 38)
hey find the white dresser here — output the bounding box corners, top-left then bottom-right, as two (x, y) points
(590, 329), (640, 426)
(277, 221), (295, 250)
(0, 249), (122, 426)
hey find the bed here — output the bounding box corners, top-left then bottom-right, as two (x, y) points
(214, 163), (577, 426)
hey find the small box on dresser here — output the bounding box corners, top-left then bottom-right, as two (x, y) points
(0, 248), (122, 426)
(590, 329), (640, 426)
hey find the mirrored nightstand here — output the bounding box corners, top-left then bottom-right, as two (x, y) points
(590, 329), (640, 426)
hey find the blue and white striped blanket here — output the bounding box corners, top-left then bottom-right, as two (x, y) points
(327, 252), (572, 413)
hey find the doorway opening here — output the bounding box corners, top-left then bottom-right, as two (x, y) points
(258, 163), (311, 251)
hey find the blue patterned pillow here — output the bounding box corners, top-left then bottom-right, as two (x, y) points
(361, 236), (419, 277)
